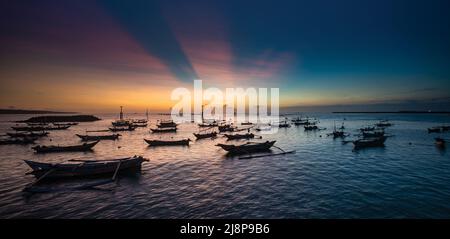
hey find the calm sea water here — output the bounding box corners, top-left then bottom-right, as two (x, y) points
(0, 113), (449, 218)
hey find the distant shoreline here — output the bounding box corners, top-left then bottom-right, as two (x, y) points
(333, 111), (450, 114)
(0, 109), (75, 114)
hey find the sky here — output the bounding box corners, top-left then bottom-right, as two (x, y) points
(1, 0), (450, 112)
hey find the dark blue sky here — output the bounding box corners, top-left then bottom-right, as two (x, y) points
(1, 0), (450, 111)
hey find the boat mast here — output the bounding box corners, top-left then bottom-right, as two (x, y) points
(201, 104), (204, 123)
(119, 106), (123, 120)
(146, 109), (149, 120)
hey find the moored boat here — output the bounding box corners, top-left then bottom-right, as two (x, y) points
(32, 141), (99, 153)
(76, 134), (121, 141)
(150, 127), (177, 133)
(218, 124), (235, 132)
(278, 121), (291, 128)
(193, 131), (217, 139)
(157, 120), (178, 128)
(362, 130), (385, 138)
(131, 121), (148, 127)
(112, 120), (131, 127)
(109, 126), (136, 132)
(375, 120), (393, 127)
(428, 127), (442, 133)
(216, 140), (276, 155)
(353, 136), (386, 149)
(24, 156), (148, 179)
(304, 125), (319, 131)
(224, 133), (255, 140)
(144, 138), (190, 146)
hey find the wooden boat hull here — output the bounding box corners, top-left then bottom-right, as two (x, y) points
(112, 121), (131, 127)
(25, 156), (148, 179)
(32, 141), (99, 153)
(304, 126), (318, 130)
(216, 141), (276, 155)
(193, 132), (217, 139)
(109, 127), (136, 132)
(198, 123), (218, 127)
(132, 123), (148, 127)
(144, 139), (189, 146)
(218, 125), (235, 132)
(76, 134), (120, 141)
(150, 128), (177, 133)
(353, 136), (386, 149)
(332, 132), (345, 138)
(224, 133), (255, 140)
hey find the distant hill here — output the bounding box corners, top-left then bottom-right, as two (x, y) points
(21, 115), (101, 123)
(0, 109), (75, 114)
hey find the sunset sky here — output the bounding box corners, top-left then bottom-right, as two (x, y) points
(1, 0), (450, 112)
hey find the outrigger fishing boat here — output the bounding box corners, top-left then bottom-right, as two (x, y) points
(109, 126), (136, 132)
(216, 141), (276, 155)
(197, 104), (219, 127)
(32, 141), (99, 153)
(156, 119), (177, 128)
(111, 106), (131, 127)
(144, 138), (190, 146)
(7, 131), (49, 138)
(112, 120), (131, 127)
(131, 122), (148, 127)
(360, 126), (375, 132)
(131, 118), (148, 127)
(304, 125), (319, 131)
(218, 123), (235, 132)
(224, 133), (255, 140)
(150, 127), (177, 133)
(353, 136), (386, 149)
(327, 122), (348, 138)
(428, 127), (442, 133)
(24, 156), (148, 179)
(12, 125), (70, 131)
(193, 131), (217, 139)
(0, 137), (37, 145)
(76, 134), (121, 141)
(278, 121), (291, 128)
(362, 130), (385, 138)
(198, 121), (219, 127)
(375, 120), (393, 127)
